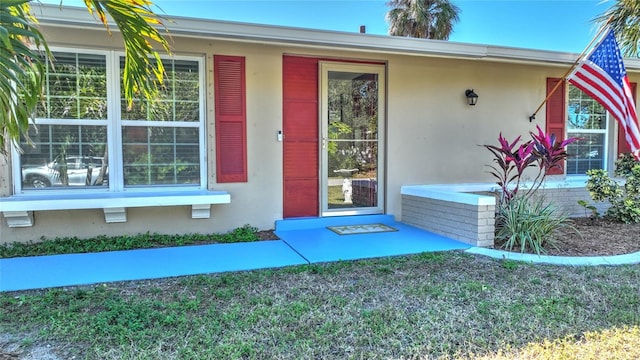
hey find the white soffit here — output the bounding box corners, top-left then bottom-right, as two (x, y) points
(33, 4), (640, 70)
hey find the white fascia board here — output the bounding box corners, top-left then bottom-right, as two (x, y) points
(623, 58), (640, 72)
(173, 20), (489, 59)
(486, 45), (640, 71)
(484, 45), (579, 65)
(34, 4), (640, 70)
(34, 5), (487, 59)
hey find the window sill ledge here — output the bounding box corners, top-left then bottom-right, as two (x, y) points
(0, 190), (231, 228)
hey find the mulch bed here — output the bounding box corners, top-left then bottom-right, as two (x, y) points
(496, 217), (640, 256)
(257, 230), (280, 240)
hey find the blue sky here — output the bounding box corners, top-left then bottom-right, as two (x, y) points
(40, 0), (613, 53)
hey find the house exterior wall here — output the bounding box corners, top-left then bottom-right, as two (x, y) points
(1, 21), (638, 244)
(384, 56), (575, 219)
(1, 29), (291, 242)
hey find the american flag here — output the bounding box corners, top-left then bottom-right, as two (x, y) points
(567, 28), (640, 160)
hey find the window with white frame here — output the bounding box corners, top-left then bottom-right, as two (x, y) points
(17, 49), (205, 191)
(565, 84), (610, 175)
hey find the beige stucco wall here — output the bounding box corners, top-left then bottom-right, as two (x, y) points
(1, 28), (291, 243)
(384, 56), (563, 218)
(2, 24), (638, 244)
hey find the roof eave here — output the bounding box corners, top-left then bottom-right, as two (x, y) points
(32, 4), (640, 70)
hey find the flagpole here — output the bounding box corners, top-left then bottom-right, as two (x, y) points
(529, 20), (613, 122)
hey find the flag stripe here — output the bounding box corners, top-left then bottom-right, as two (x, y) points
(570, 67), (627, 127)
(576, 63), (627, 121)
(622, 77), (640, 139)
(567, 28), (640, 160)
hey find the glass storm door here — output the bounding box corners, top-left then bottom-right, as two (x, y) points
(320, 62), (385, 216)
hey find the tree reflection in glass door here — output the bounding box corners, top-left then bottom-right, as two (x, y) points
(321, 63), (385, 215)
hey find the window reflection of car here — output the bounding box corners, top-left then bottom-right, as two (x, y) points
(22, 156), (108, 188)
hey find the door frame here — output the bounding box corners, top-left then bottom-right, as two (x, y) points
(319, 61), (386, 216)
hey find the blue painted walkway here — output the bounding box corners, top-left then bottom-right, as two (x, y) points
(276, 215), (470, 263)
(4, 214), (638, 292)
(0, 215), (470, 292)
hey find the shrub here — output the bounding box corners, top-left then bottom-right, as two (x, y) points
(485, 127), (578, 253)
(614, 152), (638, 177)
(0, 225), (263, 258)
(495, 196), (576, 254)
(577, 199), (600, 219)
(586, 153), (640, 224)
(216, 224), (260, 243)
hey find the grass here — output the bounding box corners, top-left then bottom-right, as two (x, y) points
(1, 252), (639, 359)
(0, 224), (261, 258)
(328, 184), (352, 209)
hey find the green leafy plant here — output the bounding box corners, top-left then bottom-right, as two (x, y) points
(0, 225), (264, 258)
(577, 199), (600, 219)
(216, 224), (260, 243)
(586, 153), (640, 224)
(495, 196), (576, 255)
(327, 121), (358, 173)
(614, 152), (639, 177)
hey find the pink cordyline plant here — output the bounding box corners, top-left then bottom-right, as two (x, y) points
(484, 125), (578, 206)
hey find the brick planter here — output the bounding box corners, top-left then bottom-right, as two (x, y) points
(401, 184), (496, 247)
(400, 180), (604, 248)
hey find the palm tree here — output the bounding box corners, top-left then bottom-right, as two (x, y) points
(0, 0), (170, 154)
(594, 0), (640, 57)
(386, 0), (460, 40)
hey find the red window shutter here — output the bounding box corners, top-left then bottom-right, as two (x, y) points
(545, 78), (566, 175)
(618, 82), (637, 156)
(215, 55), (247, 183)
(282, 56), (319, 218)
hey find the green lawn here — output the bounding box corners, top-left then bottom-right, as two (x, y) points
(328, 184), (351, 208)
(1, 251), (639, 359)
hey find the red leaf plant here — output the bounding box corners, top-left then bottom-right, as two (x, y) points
(484, 125), (578, 206)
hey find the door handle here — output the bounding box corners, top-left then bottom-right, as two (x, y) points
(322, 137), (327, 149)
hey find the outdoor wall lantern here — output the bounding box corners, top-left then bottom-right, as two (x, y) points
(465, 89), (478, 106)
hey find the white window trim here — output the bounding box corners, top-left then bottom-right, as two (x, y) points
(566, 122), (612, 176)
(11, 47), (208, 195)
(0, 189), (231, 227)
(565, 85), (612, 176)
(2, 48), (226, 227)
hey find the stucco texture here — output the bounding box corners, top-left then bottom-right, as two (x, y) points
(2, 20), (639, 244)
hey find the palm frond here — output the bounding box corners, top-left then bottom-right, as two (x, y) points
(0, 0), (49, 154)
(82, 0), (172, 108)
(593, 0), (640, 57)
(0, 0), (171, 155)
(386, 0), (460, 40)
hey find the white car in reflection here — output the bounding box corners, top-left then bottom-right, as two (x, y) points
(22, 156), (108, 188)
